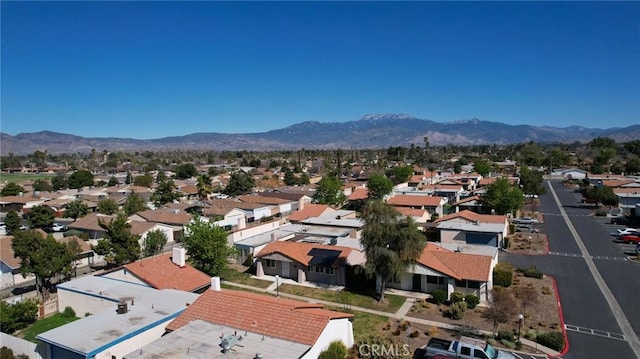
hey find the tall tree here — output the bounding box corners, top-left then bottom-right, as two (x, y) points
(107, 176), (119, 187)
(12, 231), (73, 299)
(196, 174), (213, 200)
(27, 205), (55, 229)
(4, 210), (22, 235)
(582, 186), (618, 207)
(519, 165), (545, 200)
(385, 165), (413, 185)
(97, 198), (119, 215)
(151, 180), (181, 207)
(96, 212), (140, 266)
(175, 163), (198, 179)
(64, 199), (89, 219)
(0, 182), (25, 196)
(32, 179), (53, 192)
(313, 174), (346, 207)
(133, 174), (154, 188)
(480, 177), (524, 215)
(67, 170), (94, 189)
(142, 230), (168, 257)
(361, 200), (426, 302)
(182, 216), (234, 275)
(51, 173), (68, 190)
(223, 171), (255, 196)
(367, 173), (393, 200)
(123, 192), (147, 215)
(473, 160), (492, 177)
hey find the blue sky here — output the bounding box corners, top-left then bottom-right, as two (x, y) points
(1, 1), (638, 139)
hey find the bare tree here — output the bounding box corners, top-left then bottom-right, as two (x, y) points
(482, 288), (518, 336)
(514, 285), (539, 325)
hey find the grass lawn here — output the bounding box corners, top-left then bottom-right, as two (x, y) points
(278, 284), (405, 313)
(21, 313), (80, 343)
(219, 267), (273, 289)
(0, 173), (55, 184)
(350, 311), (392, 342)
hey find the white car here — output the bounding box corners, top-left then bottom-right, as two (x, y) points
(613, 228), (640, 237)
(51, 223), (68, 232)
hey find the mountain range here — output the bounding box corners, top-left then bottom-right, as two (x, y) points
(2, 114), (639, 155)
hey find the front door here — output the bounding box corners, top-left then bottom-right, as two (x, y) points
(281, 262), (290, 278)
(412, 274), (422, 291)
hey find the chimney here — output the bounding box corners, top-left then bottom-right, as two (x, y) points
(211, 276), (221, 291)
(271, 232), (277, 242)
(172, 247), (186, 267)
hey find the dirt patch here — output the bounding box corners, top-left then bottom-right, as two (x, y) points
(508, 232), (548, 254)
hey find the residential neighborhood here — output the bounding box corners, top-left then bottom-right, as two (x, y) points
(1, 138), (640, 359)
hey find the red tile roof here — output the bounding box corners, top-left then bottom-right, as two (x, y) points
(124, 253), (210, 292)
(0, 236), (21, 269)
(136, 209), (193, 225)
(394, 207), (428, 218)
(387, 195), (445, 207)
(435, 210), (507, 224)
(68, 213), (114, 231)
(602, 179), (636, 188)
(256, 241), (353, 267)
(347, 188), (368, 201)
(166, 289), (352, 345)
(421, 184), (463, 191)
(128, 221), (159, 236)
(613, 187), (640, 195)
(451, 196), (481, 206)
(288, 204), (331, 222)
(238, 195), (290, 205)
(417, 243), (493, 282)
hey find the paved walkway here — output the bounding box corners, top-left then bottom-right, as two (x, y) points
(222, 280), (560, 357)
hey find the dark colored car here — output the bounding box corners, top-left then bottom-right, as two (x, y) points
(610, 216), (631, 225)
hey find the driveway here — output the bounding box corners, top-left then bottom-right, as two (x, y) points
(500, 180), (640, 359)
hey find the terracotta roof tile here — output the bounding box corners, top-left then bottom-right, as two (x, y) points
(602, 179), (636, 188)
(68, 213), (114, 231)
(417, 243), (492, 282)
(124, 253), (211, 292)
(0, 236), (21, 269)
(347, 188), (368, 201)
(57, 236), (92, 253)
(128, 221), (159, 236)
(387, 195), (445, 207)
(451, 196), (481, 206)
(238, 195), (290, 205)
(288, 204), (331, 222)
(166, 289), (352, 345)
(255, 241), (353, 267)
(613, 187), (640, 194)
(136, 209), (193, 225)
(394, 207), (427, 218)
(422, 184), (464, 191)
(435, 210), (506, 224)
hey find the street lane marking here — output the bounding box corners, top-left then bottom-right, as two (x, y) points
(549, 252), (628, 261)
(591, 255), (628, 262)
(549, 251), (582, 257)
(564, 324), (626, 341)
(548, 181), (640, 356)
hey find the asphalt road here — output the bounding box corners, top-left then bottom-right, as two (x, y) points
(501, 180), (640, 359)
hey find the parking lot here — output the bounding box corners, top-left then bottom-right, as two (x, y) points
(592, 216), (640, 257)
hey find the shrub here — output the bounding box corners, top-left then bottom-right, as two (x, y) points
(445, 301), (467, 320)
(595, 210), (607, 217)
(426, 326), (438, 336)
(464, 294), (480, 309)
(449, 292), (464, 303)
(518, 266), (544, 279)
(493, 263), (514, 287)
(431, 289), (447, 304)
(409, 330), (420, 338)
(503, 236), (511, 249)
(536, 331), (565, 351)
(62, 306), (76, 318)
(501, 339), (516, 349)
(496, 330), (514, 341)
(318, 340), (348, 359)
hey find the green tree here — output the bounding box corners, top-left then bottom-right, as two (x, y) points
(67, 170), (94, 189)
(182, 216), (234, 275)
(51, 173), (68, 190)
(12, 230), (73, 299)
(385, 165), (413, 185)
(453, 161), (462, 174)
(625, 158), (640, 175)
(283, 169), (297, 186)
(133, 174), (154, 188)
(142, 229), (168, 257)
(151, 180), (181, 207)
(313, 174), (346, 207)
(223, 171), (256, 196)
(27, 205), (55, 229)
(480, 177), (524, 215)
(623, 140), (640, 156)
(125, 172), (133, 185)
(155, 170), (167, 183)
(107, 176), (119, 187)
(175, 163), (198, 179)
(32, 179), (53, 192)
(582, 186), (618, 207)
(4, 210), (22, 235)
(64, 199), (89, 219)
(519, 166), (545, 199)
(123, 192), (147, 215)
(96, 212), (140, 266)
(0, 182), (24, 196)
(473, 160), (492, 176)
(0, 299), (38, 334)
(97, 198), (119, 215)
(361, 200), (426, 302)
(196, 174), (213, 200)
(367, 174), (393, 200)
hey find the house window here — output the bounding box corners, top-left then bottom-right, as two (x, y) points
(468, 281), (481, 289)
(307, 265), (313, 272)
(455, 279), (466, 287)
(427, 276), (445, 285)
(327, 267), (335, 275)
(266, 259), (276, 268)
(315, 265), (322, 273)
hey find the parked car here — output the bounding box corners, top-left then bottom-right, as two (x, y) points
(425, 336), (515, 359)
(610, 217), (631, 225)
(515, 225), (539, 233)
(512, 217), (539, 225)
(613, 228), (640, 237)
(50, 223), (68, 232)
(620, 234), (640, 244)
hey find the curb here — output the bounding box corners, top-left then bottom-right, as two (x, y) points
(547, 275), (569, 358)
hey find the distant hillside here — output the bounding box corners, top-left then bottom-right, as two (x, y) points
(2, 114), (639, 155)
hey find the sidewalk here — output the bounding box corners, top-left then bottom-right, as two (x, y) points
(222, 280), (561, 357)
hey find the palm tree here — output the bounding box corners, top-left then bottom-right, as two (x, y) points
(196, 174), (213, 200)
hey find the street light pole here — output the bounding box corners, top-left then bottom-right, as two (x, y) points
(275, 275), (279, 297)
(517, 313), (524, 344)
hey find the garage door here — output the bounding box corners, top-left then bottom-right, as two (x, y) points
(466, 232), (498, 247)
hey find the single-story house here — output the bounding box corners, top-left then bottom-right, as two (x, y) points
(434, 210), (509, 248)
(287, 204), (334, 223)
(387, 194), (447, 220)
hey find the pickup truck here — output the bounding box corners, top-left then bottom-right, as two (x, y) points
(424, 336), (516, 359)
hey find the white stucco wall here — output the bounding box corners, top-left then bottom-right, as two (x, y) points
(440, 229), (465, 243)
(253, 207), (272, 221)
(302, 318), (354, 359)
(227, 220), (280, 243)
